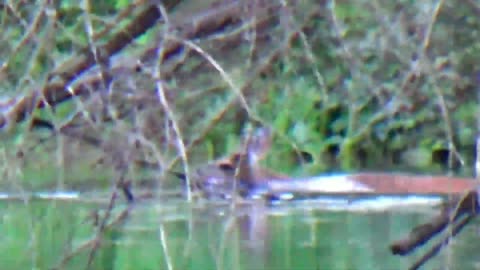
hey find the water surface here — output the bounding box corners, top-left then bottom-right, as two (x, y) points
(1, 192), (479, 270)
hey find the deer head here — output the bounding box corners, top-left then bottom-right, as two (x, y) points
(188, 127), (287, 198)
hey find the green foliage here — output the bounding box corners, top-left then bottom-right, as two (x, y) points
(2, 2), (480, 270)
(1, 0), (478, 181)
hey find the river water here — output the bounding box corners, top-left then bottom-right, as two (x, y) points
(1, 190), (479, 270)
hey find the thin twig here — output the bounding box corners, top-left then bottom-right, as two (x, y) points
(85, 169), (130, 269)
(52, 207), (131, 270)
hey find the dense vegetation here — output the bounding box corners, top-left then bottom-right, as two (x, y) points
(2, 1), (480, 189)
(2, 1), (480, 269)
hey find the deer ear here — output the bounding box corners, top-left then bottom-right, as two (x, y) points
(216, 153), (241, 171)
(218, 162), (235, 171)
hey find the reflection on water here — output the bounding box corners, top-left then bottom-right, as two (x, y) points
(1, 193), (480, 269)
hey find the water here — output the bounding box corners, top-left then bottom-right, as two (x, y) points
(1, 192), (480, 270)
